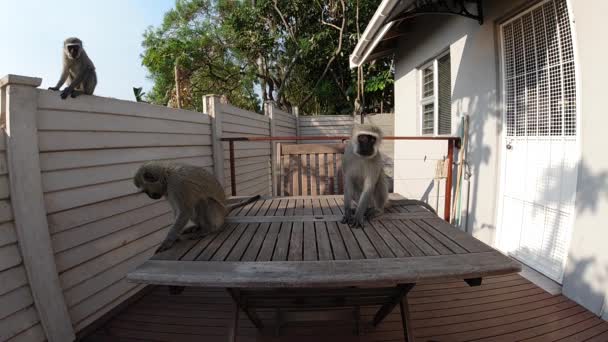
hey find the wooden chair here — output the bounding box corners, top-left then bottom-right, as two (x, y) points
(276, 143), (345, 196)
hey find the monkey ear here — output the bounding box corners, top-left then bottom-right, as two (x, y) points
(143, 172), (158, 183)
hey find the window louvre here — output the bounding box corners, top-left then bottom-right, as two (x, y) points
(419, 53), (451, 136)
(437, 54), (452, 135)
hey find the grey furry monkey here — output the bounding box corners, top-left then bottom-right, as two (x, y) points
(49, 37), (97, 99)
(133, 161), (261, 252)
(341, 123), (389, 228)
(341, 124), (438, 228)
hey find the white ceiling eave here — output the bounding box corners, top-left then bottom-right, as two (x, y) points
(349, 0), (409, 68)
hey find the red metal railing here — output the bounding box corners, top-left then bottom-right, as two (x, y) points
(220, 136), (461, 221)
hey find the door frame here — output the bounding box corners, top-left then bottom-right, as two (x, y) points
(493, 0), (582, 283)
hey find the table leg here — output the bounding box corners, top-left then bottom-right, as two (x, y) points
(227, 289), (264, 330)
(228, 300), (239, 342)
(372, 284), (415, 326)
(400, 296), (413, 342)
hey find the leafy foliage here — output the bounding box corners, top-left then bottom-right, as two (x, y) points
(141, 0), (393, 114)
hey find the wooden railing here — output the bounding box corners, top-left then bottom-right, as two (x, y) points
(220, 136), (461, 221)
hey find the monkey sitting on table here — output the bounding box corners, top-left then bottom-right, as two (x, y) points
(49, 37), (97, 99)
(133, 161), (260, 252)
(341, 124), (389, 228)
(341, 124), (437, 228)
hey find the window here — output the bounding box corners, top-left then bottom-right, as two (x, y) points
(419, 52), (452, 135)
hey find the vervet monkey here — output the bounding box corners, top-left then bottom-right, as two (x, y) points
(133, 161), (260, 252)
(49, 37), (97, 99)
(341, 123), (388, 228)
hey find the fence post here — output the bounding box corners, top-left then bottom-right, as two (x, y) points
(205, 95), (226, 188)
(265, 102), (278, 196)
(293, 106), (300, 143)
(1, 75), (75, 342)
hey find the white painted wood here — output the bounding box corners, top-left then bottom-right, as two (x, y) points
(0, 265), (28, 296)
(206, 95), (226, 187)
(266, 103), (278, 196)
(40, 146), (212, 171)
(6, 323), (46, 342)
(0, 305), (40, 341)
(37, 109), (210, 134)
(0, 152), (8, 175)
(0, 199), (14, 223)
(69, 278), (140, 325)
(55, 213), (171, 272)
(42, 156), (213, 193)
(48, 192), (154, 234)
(0, 175), (10, 200)
(221, 141), (270, 150)
(496, 3), (579, 283)
(221, 148), (270, 159)
(65, 247), (155, 307)
(73, 284), (145, 332)
(52, 201), (171, 253)
(222, 112), (270, 129)
(39, 131), (211, 151)
(0, 221), (17, 247)
(37, 89), (210, 124)
(0, 244), (22, 272)
(222, 122), (270, 135)
(44, 179), (139, 214)
(60, 229), (167, 290)
(220, 103), (269, 123)
(3, 80), (75, 341)
(223, 160), (270, 177)
(294, 106), (300, 141)
(0, 286), (35, 323)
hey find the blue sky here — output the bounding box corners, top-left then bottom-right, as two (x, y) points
(0, 0), (175, 100)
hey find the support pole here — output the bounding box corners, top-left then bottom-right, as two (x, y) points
(444, 139), (454, 221)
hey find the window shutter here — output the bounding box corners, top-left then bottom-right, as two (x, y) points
(437, 54), (452, 135)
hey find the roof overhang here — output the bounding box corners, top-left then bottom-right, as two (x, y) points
(349, 0), (484, 68)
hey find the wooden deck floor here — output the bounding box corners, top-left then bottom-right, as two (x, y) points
(82, 274), (608, 342)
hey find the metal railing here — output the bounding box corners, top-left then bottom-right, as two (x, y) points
(220, 136), (461, 221)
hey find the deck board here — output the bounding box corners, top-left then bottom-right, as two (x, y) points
(83, 274), (608, 342)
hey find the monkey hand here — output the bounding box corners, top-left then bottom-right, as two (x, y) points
(48, 86), (60, 91)
(60, 87), (73, 99)
(349, 216), (365, 229)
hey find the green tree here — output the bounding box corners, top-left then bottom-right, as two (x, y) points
(141, 0), (393, 115)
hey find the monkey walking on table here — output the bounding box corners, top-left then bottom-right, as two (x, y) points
(341, 123), (436, 228)
(49, 37), (97, 99)
(133, 161), (261, 252)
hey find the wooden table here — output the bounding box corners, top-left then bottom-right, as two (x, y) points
(127, 195), (521, 341)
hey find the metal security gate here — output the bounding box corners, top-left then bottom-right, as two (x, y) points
(497, 0), (578, 283)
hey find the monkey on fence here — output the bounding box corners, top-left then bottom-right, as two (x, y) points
(133, 161), (260, 252)
(49, 37), (97, 99)
(341, 124), (436, 228)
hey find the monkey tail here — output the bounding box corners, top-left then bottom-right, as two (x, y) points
(226, 194), (261, 212)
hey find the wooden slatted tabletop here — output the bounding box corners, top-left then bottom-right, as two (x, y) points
(126, 194), (521, 341)
(127, 195), (520, 287)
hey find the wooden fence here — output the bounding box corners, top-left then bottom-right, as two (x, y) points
(0, 75), (395, 342)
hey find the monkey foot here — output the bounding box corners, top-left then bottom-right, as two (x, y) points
(156, 239), (176, 253)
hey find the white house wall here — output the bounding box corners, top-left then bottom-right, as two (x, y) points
(394, 0), (608, 319)
(562, 0), (608, 320)
(394, 0), (529, 243)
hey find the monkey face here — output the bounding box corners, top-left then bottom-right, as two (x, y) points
(355, 134), (378, 157)
(66, 45), (81, 59)
(134, 166), (166, 200)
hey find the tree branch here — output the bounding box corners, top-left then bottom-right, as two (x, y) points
(273, 0), (296, 43)
(298, 0), (346, 108)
